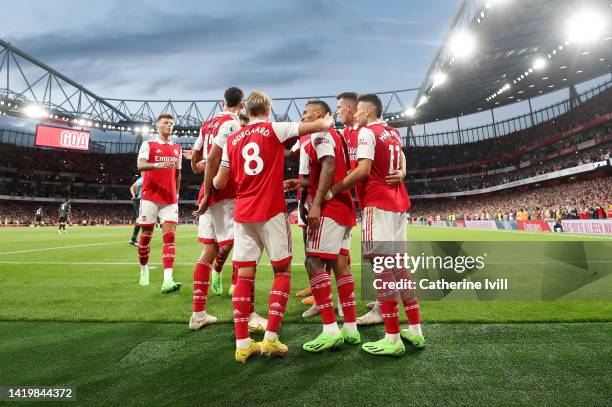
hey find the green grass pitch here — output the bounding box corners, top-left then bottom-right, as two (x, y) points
(0, 225), (611, 406)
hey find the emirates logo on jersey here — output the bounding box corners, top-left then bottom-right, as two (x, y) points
(155, 156), (178, 163)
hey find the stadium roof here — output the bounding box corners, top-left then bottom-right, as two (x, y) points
(391, 0), (612, 126)
(0, 0), (610, 133)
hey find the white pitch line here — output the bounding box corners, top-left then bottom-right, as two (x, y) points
(407, 225), (612, 240)
(0, 241), (129, 256)
(0, 235), (195, 256)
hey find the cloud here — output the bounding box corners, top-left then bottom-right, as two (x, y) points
(1, 0), (454, 100)
(10, 15), (234, 63)
(5, 4), (339, 99)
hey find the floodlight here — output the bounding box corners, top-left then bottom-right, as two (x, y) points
(532, 57), (546, 70)
(567, 10), (607, 43)
(23, 104), (47, 119)
(449, 31), (476, 59)
(432, 71), (447, 87)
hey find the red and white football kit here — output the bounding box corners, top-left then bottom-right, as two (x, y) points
(302, 128), (358, 329)
(221, 119), (299, 343)
(357, 120), (410, 256)
(194, 112), (240, 246)
(137, 138), (182, 225)
(342, 124), (360, 171)
(292, 135), (313, 229)
(221, 120), (299, 266)
(136, 137), (182, 273)
(301, 128), (356, 259)
(191, 112), (240, 315)
(357, 120), (418, 337)
(343, 124), (364, 209)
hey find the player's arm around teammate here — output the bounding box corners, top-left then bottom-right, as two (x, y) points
(207, 91), (333, 363)
(385, 150), (406, 186)
(189, 88), (259, 333)
(297, 101), (360, 352)
(328, 94), (424, 356)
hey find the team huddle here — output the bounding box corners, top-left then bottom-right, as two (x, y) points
(135, 87), (425, 362)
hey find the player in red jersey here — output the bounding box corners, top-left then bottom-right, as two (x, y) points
(336, 92), (360, 173)
(195, 91), (333, 363)
(136, 114), (182, 294)
(190, 87), (267, 333)
(284, 134), (319, 314)
(336, 91), (407, 326)
(328, 94), (424, 356)
(188, 87), (241, 330)
(294, 100), (360, 352)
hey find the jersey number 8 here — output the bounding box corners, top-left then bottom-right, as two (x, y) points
(242, 142), (264, 175)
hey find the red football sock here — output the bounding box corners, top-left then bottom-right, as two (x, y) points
(336, 274), (356, 323)
(214, 243), (232, 273)
(161, 230), (175, 269)
(309, 271), (336, 325)
(192, 261), (211, 312)
(231, 266), (238, 286)
(402, 298), (420, 325)
(379, 300), (400, 334)
(267, 271), (291, 334)
(138, 233), (152, 266)
(250, 278), (255, 314)
(232, 276), (253, 340)
(394, 268), (420, 325)
(375, 267), (400, 335)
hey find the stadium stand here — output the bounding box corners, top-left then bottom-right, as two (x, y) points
(410, 176), (611, 222)
(1, 82), (610, 227)
(406, 84), (612, 195)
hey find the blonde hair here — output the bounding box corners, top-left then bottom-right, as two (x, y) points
(246, 91), (271, 117)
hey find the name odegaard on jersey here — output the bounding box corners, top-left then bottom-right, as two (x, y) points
(232, 126), (270, 145)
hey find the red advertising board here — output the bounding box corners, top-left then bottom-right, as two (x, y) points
(516, 220), (552, 232)
(35, 125), (90, 151)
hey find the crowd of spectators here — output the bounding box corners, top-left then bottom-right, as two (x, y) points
(0, 140), (299, 201)
(0, 201), (201, 226)
(0, 84), (611, 227)
(4, 175), (609, 226)
(406, 85), (612, 170)
(410, 176), (612, 222)
(410, 144), (611, 195)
